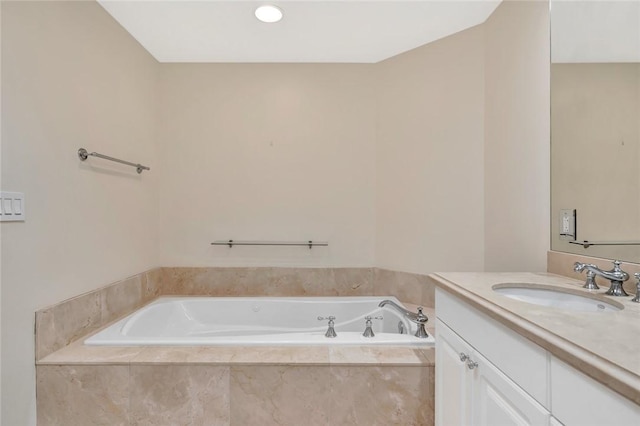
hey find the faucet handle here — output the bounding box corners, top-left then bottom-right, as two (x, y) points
(611, 260), (630, 281)
(363, 316), (382, 338)
(582, 270), (599, 290)
(364, 315), (383, 321)
(319, 316), (337, 338)
(414, 307), (428, 324)
(632, 273), (640, 303)
(318, 316), (335, 322)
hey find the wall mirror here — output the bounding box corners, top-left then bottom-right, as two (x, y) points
(551, 0), (640, 262)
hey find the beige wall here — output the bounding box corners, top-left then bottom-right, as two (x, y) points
(0, 3), (3, 421)
(157, 64), (377, 267)
(551, 63), (640, 262)
(1, 1), (553, 424)
(375, 0), (551, 274)
(375, 26), (486, 274)
(1, 2), (159, 424)
(483, 0), (550, 272)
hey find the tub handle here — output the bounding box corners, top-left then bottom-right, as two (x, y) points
(318, 316), (337, 338)
(363, 316), (383, 338)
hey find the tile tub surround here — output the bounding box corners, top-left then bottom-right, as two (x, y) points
(35, 268), (163, 360)
(35, 266), (436, 425)
(547, 250), (640, 295)
(429, 272), (640, 405)
(159, 267), (435, 307)
(37, 362), (434, 426)
(35, 267), (435, 361)
(160, 267), (376, 298)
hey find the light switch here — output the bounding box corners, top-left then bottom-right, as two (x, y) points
(13, 198), (22, 215)
(0, 192), (25, 222)
(3, 198), (13, 215)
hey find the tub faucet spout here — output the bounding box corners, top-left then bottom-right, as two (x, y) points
(378, 300), (429, 338)
(574, 260), (630, 296)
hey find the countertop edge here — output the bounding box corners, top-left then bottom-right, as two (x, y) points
(429, 273), (640, 406)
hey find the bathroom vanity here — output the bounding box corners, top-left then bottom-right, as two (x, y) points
(430, 272), (640, 426)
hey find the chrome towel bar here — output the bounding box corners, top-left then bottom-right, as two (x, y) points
(78, 148), (150, 174)
(211, 240), (329, 249)
(569, 240), (640, 249)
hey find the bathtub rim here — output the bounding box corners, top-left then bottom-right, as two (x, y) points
(83, 295), (433, 347)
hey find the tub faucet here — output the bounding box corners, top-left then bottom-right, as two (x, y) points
(574, 260), (630, 296)
(378, 300), (429, 338)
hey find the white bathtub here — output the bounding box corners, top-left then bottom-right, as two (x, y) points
(85, 296), (434, 346)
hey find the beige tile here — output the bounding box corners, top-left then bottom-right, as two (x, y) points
(37, 365), (129, 426)
(420, 348), (436, 364)
(161, 267), (375, 297)
(230, 366), (330, 425)
(37, 339), (143, 365)
(101, 275), (144, 323)
(162, 267), (273, 296)
(132, 346), (220, 364)
(35, 291), (102, 360)
(332, 268), (375, 296)
(130, 365), (230, 426)
(375, 268), (435, 307)
(143, 267), (164, 301)
(329, 346), (430, 365)
(226, 346), (330, 365)
(132, 346), (330, 365)
(547, 250), (640, 295)
(329, 366), (434, 426)
(199, 267), (270, 296)
(268, 268), (335, 296)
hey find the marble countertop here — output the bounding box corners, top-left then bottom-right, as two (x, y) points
(430, 272), (640, 405)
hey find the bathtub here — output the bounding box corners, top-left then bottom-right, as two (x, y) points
(85, 296), (434, 346)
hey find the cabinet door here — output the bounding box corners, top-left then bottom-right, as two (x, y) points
(472, 349), (550, 426)
(436, 319), (473, 426)
(551, 356), (640, 426)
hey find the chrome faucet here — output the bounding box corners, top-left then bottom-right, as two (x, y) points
(632, 273), (640, 303)
(362, 315), (383, 338)
(378, 300), (429, 338)
(574, 260), (630, 296)
(318, 316), (337, 338)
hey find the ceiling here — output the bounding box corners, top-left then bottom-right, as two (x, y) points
(97, 0), (502, 63)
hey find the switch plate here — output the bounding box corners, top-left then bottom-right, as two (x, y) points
(559, 209), (576, 240)
(0, 192), (25, 222)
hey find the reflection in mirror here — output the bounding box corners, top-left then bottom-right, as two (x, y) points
(551, 0), (640, 262)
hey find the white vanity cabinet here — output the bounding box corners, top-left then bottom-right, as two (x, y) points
(436, 319), (550, 426)
(471, 340), (550, 426)
(550, 357), (640, 426)
(435, 286), (640, 426)
(435, 319), (473, 425)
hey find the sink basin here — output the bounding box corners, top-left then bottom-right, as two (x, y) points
(493, 284), (623, 312)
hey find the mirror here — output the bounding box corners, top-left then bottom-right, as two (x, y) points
(551, 0), (640, 262)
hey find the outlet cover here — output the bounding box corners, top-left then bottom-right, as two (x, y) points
(559, 209), (576, 240)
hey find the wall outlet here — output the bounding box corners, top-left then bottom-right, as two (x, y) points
(0, 192), (26, 222)
(559, 209), (576, 240)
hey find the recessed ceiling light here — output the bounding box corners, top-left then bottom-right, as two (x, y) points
(255, 5), (283, 23)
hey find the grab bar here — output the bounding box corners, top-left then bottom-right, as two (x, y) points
(78, 148), (150, 174)
(211, 240), (328, 249)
